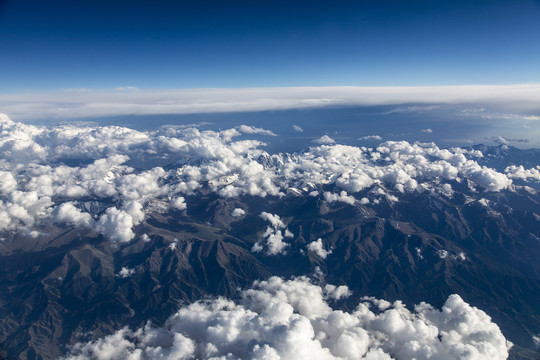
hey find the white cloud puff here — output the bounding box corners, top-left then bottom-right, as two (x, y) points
(95, 205), (143, 243)
(63, 276), (511, 360)
(324, 191), (356, 205)
(257, 212), (290, 255)
(259, 212), (285, 229)
(505, 165), (540, 182)
(170, 197), (187, 210)
(116, 267), (136, 278)
(313, 135), (335, 144)
(236, 125), (277, 137)
(231, 208), (245, 218)
(307, 238), (332, 259)
(359, 135), (382, 141)
(293, 124), (304, 132)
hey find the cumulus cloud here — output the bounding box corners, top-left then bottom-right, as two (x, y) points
(255, 212), (291, 255)
(96, 206), (139, 243)
(231, 208), (245, 218)
(63, 276), (511, 360)
(0, 114), (532, 243)
(259, 212), (285, 229)
(324, 191), (356, 205)
(307, 238), (332, 259)
(359, 135), (382, 141)
(236, 125), (277, 136)
(54, 202), (94, 228)
(505, 165), (540, 182)
(170, 197), (187, 210)
(3, 84), (540, 120)
(293, 124), (304, 132)
(421, 128), (433, 133)
(116, 267), (136, 278)
(313, 135), (335, 144)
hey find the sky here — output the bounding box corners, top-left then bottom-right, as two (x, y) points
(1, 0), (540, 92)
(0, 0), (540, 147)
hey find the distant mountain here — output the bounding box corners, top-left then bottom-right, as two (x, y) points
(469, 144), (540, 173)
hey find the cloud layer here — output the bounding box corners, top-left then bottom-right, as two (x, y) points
(1, 113), (539, 243)
(2, 84), (540, 120)
(63, 276), (511, 360)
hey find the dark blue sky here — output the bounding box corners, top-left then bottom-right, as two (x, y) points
(1, 0), (540, 91)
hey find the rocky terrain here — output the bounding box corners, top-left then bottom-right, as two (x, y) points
(0, 177), (539, 359)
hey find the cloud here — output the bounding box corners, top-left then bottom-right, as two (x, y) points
(96, 205), (141, 243)
(293, 124), (304, 132)
(1, 114), (537, 243)
(2, 84), (540, 120)
(255, 212), (291, 255)
(435, 247), (466, 261)
(54, 202), (94, 228)
(63, 276), (511, 360)
(359, 135), (382, 141)
(505, 165), (540, 182)
(307, 238), (332, 259)
(259, 212), (285, 229)
(313, 135), (335, 144)
(170, 197), (187, 210)
(324, 191), (356, 205)
(421, 128), (433, 133)
(114, 86), (140, 91)
(116, 267), (136, 278)
(236, 125), (277, 136)
(231, 208), (245, 218)
(488, 136), (529, 145)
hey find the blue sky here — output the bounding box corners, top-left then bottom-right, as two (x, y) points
(1, 0), (540, 92)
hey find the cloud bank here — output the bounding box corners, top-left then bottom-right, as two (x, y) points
(63, 276), (511, 360)
(0, 114), (538, 243)
(2, 84), (540, 120)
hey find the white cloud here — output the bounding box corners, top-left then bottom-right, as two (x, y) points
(293, 124), (304, 132)
(231, 208), (245, 218)
(313, 135), (335, 144)
(324, 191), (355, 205)
(359, 135), (382, 141)
(0, 114), (531, 244)
(307, 238), (332, 259)
(259, 212), (285, 229)
(505, 165), (540, 182)
(114, 86), (140, 92)
(236, 125), (277, 136)
(96, 206), (141, 243)
(257, 212), (290, 255)
(54, 202), (93, 228)
(437, 249), (466, 261)
(2, 84), (540, 120)
(116, 267), (136, 278)
(170, 196), (187, 210)
(63, 276), (511, 360)
(421, 128), (433, 133)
